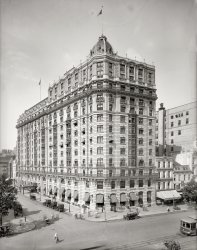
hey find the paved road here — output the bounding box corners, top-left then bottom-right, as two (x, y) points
(1, 194), (196, 250)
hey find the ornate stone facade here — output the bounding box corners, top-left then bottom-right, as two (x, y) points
(16, 35), (158, 210)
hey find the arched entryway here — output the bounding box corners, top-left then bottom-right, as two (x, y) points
(129, 192), (138, 206)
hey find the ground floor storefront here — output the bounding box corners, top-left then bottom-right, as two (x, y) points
(16, 174), (156, 211)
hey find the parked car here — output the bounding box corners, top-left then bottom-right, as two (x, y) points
(50, 201), (57, 209)
(30, 194), (36, 200)
(43, 199), (51, 207)
(57, 204), (64, 212)
(0, 225), (11, 237)
(123, 211), (139, 220)
(156, 200), (162, 205)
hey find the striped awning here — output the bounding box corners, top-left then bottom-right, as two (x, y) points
(84, 192), (90, 202)
(110, 194), (118, 203)
(129, 193), (138, 201)
(66, 189), (71, 198)
(96, 194), (104, 204)
(156, 190), (181, 201)
(74, 190), (78, 200)
(120, 193), (127, 202)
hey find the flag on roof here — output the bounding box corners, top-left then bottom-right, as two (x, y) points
(38, 79), (41, 86)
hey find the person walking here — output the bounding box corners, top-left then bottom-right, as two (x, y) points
(54, 232), (59, 243)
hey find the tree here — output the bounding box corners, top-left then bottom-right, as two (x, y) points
(182, 179), (197, 204)
(0, 174), (17, 225)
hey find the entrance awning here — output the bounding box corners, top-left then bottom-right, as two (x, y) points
(96, 194), (104, 204)
(120, 193), (127, 202)
(129, 193), (138, 201)
(110, 194), (118, 203)
(74, 190), (78, 200)
(84, 192), (90, 202)
(66, 189), (71, 198)
(156, 190), (181, 201)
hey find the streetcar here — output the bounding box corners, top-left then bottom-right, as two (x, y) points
(180, 215), (197, 236)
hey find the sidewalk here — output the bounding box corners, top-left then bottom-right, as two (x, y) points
(85, 204), (190, 222)
(21, 192), (190, 223)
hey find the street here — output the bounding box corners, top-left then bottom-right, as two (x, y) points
(0, 194), (196, 250)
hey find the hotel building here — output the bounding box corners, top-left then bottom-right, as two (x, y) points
(16, 35), (158, 210)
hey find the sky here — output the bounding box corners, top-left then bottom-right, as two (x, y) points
(0, 0), (196, 150)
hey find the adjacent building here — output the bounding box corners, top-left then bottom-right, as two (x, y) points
(156, 102), (197, 157)
(16, 35), (158, 210)
(173, 163), (193, 191)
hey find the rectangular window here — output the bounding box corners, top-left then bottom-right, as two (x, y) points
(120, 115), (126, 123)
(186, 118), (189, 124)
(97, 104), (103, 110)
(178, 130), (181, 135)
(139, 179), (143, 187)
(178, 120), (181, 126)
(97, 125), (103, 133)
(97, 136), (103, 144)
(97, 114), (103, 121)
(97, 180), (103, 189)
(120, 148), (126, 155)
(120, 137), (126, 144)
(171, 122), (174, 127)
(120, 126), (126, 134)
(130, 180), (135, 188)
(97, 147), (103, 155)
(109, 147), (113, 154)
(111, 180), (115, 189)
(109, 125), (113, 133)
(120, 180), (125, 188)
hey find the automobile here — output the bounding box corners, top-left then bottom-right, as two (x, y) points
(123, 211), (139, 220)
(180, 216), (197, 236)
(156, 200), (162, 205)
(50, 201), (57, 209)
(43, 199), (51, 207)
(57, 204), (64, 212)
(30, 194), (36, 200)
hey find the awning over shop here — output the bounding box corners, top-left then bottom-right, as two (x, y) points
(96, 194), (104, 204)
(120, 193), (127, 202)
(129, 192), (138, 201)
(110, 194), (118, 203)
(74, 190), (78, 200)
(84, 192), (90, 202)
(156, 190), (181, 201)
(66, 189), (71, 198)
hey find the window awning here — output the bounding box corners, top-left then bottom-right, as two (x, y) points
(156, 190), (181, 201)
(66, 189), (71, 198)
(120, 193), (127, 202)
(74, 190), (78, 200)
(110, 194), (118, 203)
(129, 192), (138, 201)
(84, 192), (90, 202)
(96, 194), (104, 204)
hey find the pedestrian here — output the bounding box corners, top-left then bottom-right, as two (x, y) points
(24, 216), (26, 222)
(167, 207), (170, 212)
(54, 232), (59, 243)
